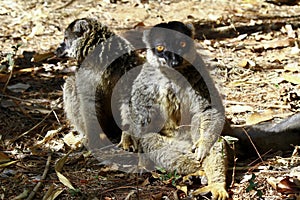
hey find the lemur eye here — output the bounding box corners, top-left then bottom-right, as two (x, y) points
(156, 45), (165, 52)
(180, 41), (186, 48)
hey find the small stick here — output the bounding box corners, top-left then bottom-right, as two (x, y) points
(10, 109), (53, 142)
(225, 100), (290, 109)
(26, 153), (52, 200)
(242, 128), (264, 163)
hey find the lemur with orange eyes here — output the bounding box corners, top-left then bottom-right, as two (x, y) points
(118, 21), (228, 199)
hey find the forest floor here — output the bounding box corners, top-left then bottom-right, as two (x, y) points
(0, 0), (300, 199)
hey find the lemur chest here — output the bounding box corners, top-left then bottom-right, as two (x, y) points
(132, 67), (195, 136)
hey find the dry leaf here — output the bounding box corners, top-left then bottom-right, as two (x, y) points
(0, 160), (18, 168)
(284, 63), (299, 72)
(33, 52), (55, 62)
(43, 185), (63, 200)
(267, 177), (280, 190)
(0, 74), (9, 83)
(63, 132), (83, 149)
(262, 38), (294, 50)
(54, 151), (71, 172)
(28, 22), (45, 38)
(151, 171), (161, 179)
(12, 189), (29, 200)
(228, 105), (254, 113)
(282, 73), (300, 85)
(151, 192), (163, 200)
(238, 59), (249, 68)
(0, 151), (10, 163)
(7, 83), (30, 93)
(56, 172), (75, 190)
(141, 177), (151, 186)
(245, 110), (274, 125)
(176, 185), (188, 195)
(36, 128), (61, 146)
(55, 152), (75, 190)
(277, 177), (300, 194)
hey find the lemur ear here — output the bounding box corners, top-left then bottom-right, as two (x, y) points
(185, 23), (195, 39)
(73, 19), (91, 35)
(142, 30), (151, 46)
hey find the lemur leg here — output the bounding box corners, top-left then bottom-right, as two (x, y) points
(63, 76), (85, 137)
(192, 138), (228, 200)
(191, 108), (225, 162)
(139, 133), (203, 174)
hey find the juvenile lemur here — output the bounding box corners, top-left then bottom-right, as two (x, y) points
(56, 18), (143, 147)
(118, 21), (228, 199)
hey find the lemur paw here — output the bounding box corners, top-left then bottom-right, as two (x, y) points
(182, 170), (206, 184)
(117, 131), (135, 151)
(192, 139), (210, 161)
(192, 182), (228, 200)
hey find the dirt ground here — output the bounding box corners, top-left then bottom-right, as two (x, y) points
(0, 0), (300, 199)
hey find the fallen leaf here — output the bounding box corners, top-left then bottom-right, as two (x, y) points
(254, 38), (294, 51)
(43, 185), (63, 200)
(277, 177), (300, 194)
(54, 151), (71, 172)
(63, 132), (83, 149)
(282, 73), (300, 85)
(56, 171), (75, 190)
(228, 105), (254, 113)
(12, 189), (29, 200)
(33, 52), (55, 62)
(36, 128), (62, 146)
(284, 63), (299, 72)
(245, 110), (274, 125)
(151, 192), (162, 200)
(0, 160), (18, 168)
(7, 83), (30, 93)
(0, 73), (9, 83)
(238, 59), (249, 68)
(55, 151), (75, 190)
(176, 185), (188, 195)
(141, 177), (151, 186)
(0, 151), (10, 163)
(267, 177), (279, 190)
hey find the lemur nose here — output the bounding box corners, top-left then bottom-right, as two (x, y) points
(169, 52), (182, 67)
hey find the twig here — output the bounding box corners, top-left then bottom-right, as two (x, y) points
(55, 0), (76, 10)
(225, 100), (290, 109)
(230, 142), (237, 188)
(52, 110), (61, 126)
(248, 149), (273, 167)
(26, 153), (52, 200)
(102, 186), (138, 193)
(10, 109), (53, 142)
(2, 59), (14, 93)
(242, 128), (264, 163)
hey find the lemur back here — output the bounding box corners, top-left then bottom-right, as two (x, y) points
(58, 18), (143, 147)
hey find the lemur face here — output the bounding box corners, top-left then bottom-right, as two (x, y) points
(149, 21), (195, 68)
(56, 19), (93, 59)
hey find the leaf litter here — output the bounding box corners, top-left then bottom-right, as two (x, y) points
(0, 0), (300, 199)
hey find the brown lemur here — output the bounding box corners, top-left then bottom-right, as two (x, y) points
(117, 21), (228, 199)
(56, 18), (144, 148)
(57, 18), (300, 157)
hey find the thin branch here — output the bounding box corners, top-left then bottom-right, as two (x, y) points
(2, 59), (14, 93)
(10, 109), (53, 143)
(26, 153), (52, 200)
(55, 0), (76, 10)
(225, 100), (290, 109)
(242, 128), (264, 163)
